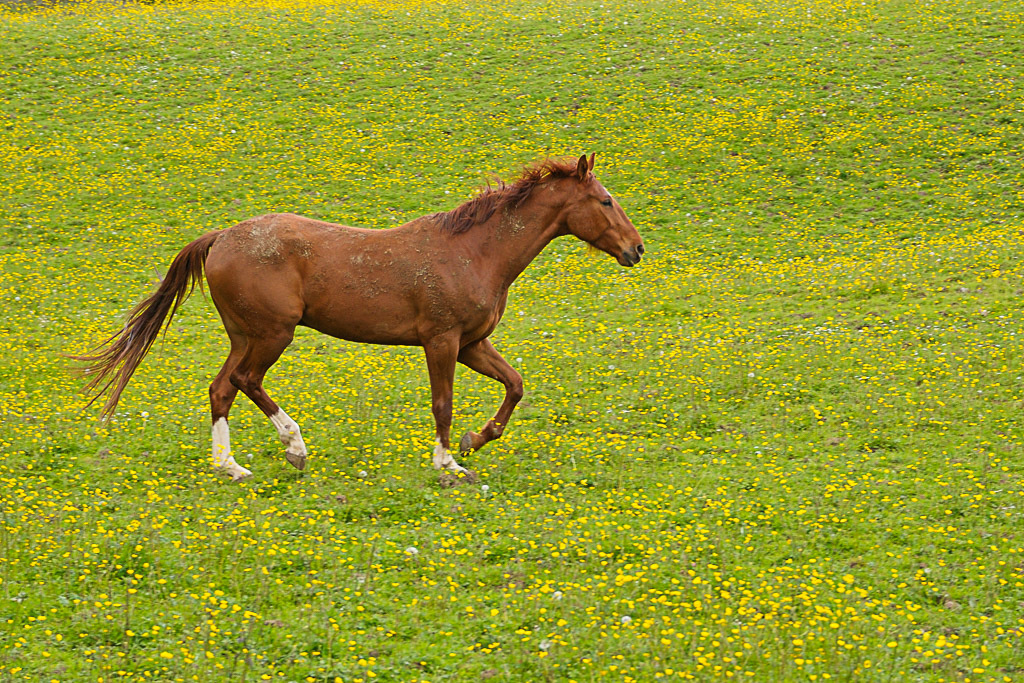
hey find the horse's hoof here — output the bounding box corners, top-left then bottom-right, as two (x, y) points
(286, 451), (307, 471)
(211, 462), (251, 483)
(459, 431), (481, 454)
(216, 465), (253, 483)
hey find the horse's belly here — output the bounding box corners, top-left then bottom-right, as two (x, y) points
(301, 299), (420, 346)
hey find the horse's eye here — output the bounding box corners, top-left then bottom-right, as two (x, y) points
(601, 198), (613, 207)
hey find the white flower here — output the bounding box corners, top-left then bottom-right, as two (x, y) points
(620, 615), (633, 625)
(404, 547), (419, 556)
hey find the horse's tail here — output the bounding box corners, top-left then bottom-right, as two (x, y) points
(74, 231), (221, 418)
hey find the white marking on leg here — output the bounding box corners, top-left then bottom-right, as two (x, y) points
(432, 437), (467, 473)
(211, 417), (252, 481)
(270, 409), (306, 454)
(270, 409), (307, 468)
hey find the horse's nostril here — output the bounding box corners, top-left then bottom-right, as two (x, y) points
(636, 244), (645, 256)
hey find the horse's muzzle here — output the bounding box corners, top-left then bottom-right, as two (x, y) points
(619, 243), (644, 267)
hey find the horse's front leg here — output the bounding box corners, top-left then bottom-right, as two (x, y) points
(423, 334), (468, 473)
(456, 338), (523, 454)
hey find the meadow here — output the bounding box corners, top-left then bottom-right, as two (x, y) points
(1, 0), (1023, 680)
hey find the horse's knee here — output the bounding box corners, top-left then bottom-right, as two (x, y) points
(210, 383), (232, 410)
(211, 374), (234, 395)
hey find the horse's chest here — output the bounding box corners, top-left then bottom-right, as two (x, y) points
(464, 291), (507, 338)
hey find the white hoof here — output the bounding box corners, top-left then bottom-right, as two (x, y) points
(211, 418), (252, 482)
(271, 409), (307, 466)
(230, 468), (253, 483)
(216, 463), (253, 482)
(432, 438), (465, 472)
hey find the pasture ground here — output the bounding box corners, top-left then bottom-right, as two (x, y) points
(1, 0), (1023, 680)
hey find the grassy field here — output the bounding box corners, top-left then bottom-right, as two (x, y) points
(1, 0), (1023, 680)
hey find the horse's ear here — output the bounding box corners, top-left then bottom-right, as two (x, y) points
(576, 154), (589, 181)
(588, 153), (596, 171)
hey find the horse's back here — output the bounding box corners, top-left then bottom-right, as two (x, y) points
(204, 213), (437, 344)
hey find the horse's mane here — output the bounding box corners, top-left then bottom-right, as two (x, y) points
(432, 158), (587, 235)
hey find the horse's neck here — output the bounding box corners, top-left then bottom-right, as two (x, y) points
(478, 199), (564, 289)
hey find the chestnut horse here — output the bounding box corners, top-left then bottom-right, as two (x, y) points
(78, 154), (644, 481)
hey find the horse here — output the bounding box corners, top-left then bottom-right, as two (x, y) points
(76, 154), (644, 481)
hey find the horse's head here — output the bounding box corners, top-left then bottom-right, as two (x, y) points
(561, 154), (644, 267)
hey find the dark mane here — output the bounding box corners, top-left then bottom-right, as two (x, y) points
(432, 158), (587, 235)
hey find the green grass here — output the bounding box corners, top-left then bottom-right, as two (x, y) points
(1, 0), (1023, 680)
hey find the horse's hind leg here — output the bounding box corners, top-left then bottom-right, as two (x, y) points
(229, 329), (309, 471)
(209, 331), (253, 482)
(456, 338), (523, 454)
